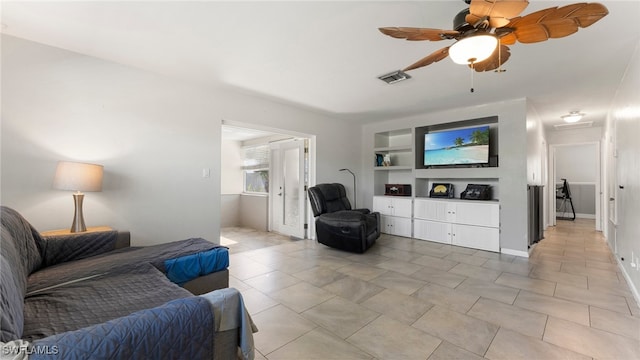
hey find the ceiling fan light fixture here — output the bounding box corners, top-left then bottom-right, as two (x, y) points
(449, 34), (498, 65)
(561, 111), (585, 123)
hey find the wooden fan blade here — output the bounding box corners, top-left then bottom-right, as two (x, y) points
(507, 3), (608, 44)
(468, 0), (529, 28)
(378, 27), (459, 41)
(403, 47), (450, 72)
(499, 32), (517, 45)
(471, 45), (511, 72)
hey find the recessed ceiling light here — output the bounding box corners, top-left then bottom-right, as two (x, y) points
(561, 111), (585, 123)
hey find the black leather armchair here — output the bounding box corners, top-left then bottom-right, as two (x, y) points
(308, 183), (380, 253)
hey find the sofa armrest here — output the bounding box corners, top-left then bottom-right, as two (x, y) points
(30, 297), (214, 359)
(40, 231), (130, 268)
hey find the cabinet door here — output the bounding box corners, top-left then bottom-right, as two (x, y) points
(454, 202), (499, 227)
(391, 198), (412, 218)
(373, 196), (392, 216)
(414, 199), (454, 222)
(392, 216), (412, 237)
(380, 215), (412, 237)
(379, 215), (392, 234)
(414, 219), (452, 244)
(452, 224), (499, 252)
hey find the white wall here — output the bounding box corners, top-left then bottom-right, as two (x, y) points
(361, 99), (529, 254)
(606, 40), (640, 301)
(1, 35), (362, 245)
(220, 139), (243, 195)
(554, 144), (597, 183)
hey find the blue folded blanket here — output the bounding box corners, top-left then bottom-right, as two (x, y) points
(164, 247), (229, 286)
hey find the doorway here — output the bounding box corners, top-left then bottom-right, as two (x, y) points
(548, 142), (602, 231)
(220, 120), (314, 241)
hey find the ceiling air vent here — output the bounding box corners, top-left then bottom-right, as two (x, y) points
(378, 70), (411, 84)
(553, 121), (593, 131)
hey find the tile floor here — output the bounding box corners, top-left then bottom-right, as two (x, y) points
(222, 219), (640, 360)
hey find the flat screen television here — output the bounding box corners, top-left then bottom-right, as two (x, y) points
(424, 125), (490, 167)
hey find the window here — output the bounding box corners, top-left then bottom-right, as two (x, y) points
(242, 144), (269, 193)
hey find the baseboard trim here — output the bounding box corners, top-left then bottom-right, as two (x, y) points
(575, 213), (596, 219)
(501, 248), (529, 258)
(617, 263), (640, 309)
(605, 241), (640, 309)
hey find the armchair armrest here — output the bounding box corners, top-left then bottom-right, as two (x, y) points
(40, 231), (130, 268)
(351, 208), (371, 215)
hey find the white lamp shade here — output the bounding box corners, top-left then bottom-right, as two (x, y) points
(53, 161), (104, 192)
(449, 34), (498, 65)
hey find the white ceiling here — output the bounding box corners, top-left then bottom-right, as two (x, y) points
(2, 1), (639, 128)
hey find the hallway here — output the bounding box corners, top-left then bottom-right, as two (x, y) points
(224, 220), (640, 359)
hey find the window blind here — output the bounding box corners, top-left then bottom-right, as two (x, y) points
(242, 144), (269, 170)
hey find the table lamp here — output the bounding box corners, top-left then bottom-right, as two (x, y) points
(53, 161), (104, 232)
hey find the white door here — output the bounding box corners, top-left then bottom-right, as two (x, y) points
(270, 139), (306, 238)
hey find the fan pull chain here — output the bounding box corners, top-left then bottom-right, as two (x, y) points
(470, 62), (475, 93)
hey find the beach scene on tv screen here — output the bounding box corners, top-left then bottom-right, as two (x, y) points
(424, 126), (490, 166)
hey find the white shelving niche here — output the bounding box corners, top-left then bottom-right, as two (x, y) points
(373, 128), (414, 196)
(371, 120), (502, 252)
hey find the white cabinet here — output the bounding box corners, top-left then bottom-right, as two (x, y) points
(413, 198), (500, 252)
(373, 196), (412, 218)
(414, 219), (451, 244)
(373, 196), (412, 237)
(414, 198), (455, 222)
(451, 223), (499, 252)
(380, 215), (412, 238)
(454, 202), (499, 228)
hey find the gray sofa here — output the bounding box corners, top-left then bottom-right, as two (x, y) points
(0, 206), (255, 359)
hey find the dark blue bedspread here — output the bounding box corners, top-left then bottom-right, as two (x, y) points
(31, 296), (214, 360)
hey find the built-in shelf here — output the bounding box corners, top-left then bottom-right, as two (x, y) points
(374, 166), (413, 171)
(374, 146), (413, 153)
(415, 167), (499, 179)
(414, 196), (499, 203)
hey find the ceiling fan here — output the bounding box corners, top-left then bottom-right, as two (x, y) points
(379, 0), (609, 73)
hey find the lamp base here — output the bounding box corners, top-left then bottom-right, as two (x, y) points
(70, 193), (87, 233)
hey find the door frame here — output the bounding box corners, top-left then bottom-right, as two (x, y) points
(221, 119), (316, 239)
(548, 141), (602, 231)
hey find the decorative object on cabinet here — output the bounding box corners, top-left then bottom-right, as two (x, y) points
(461, 184), (492, 200)
(375, 154), (384, 167)
(385, 184), (412, 196)
(382, 154), (392, 166)
(53, 161), (104, 233)
(429, 183), (454, 198)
